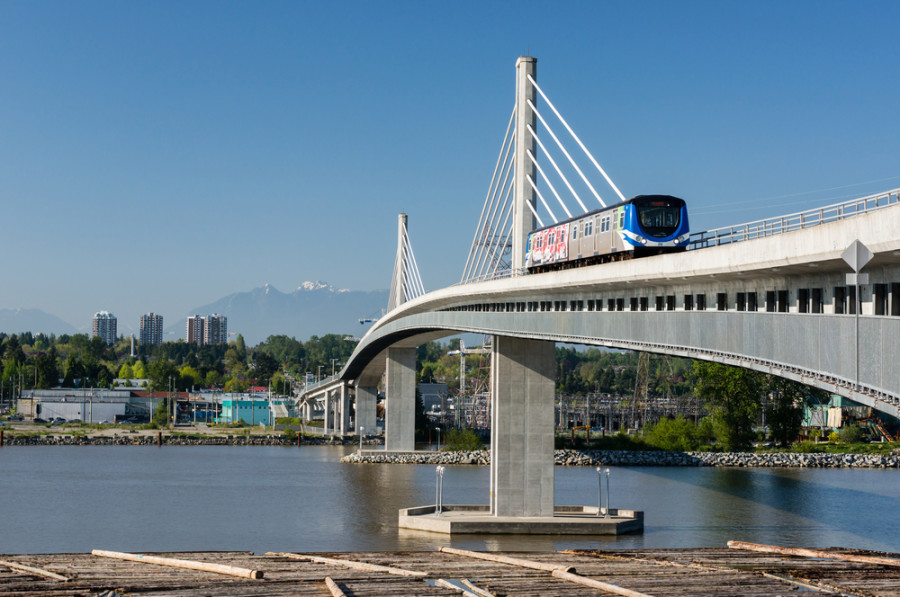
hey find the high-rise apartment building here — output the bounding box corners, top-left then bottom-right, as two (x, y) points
(204, 313), (228, 345)
(139, 313), (164, 347)
(185, 314), (228, 346)
(186, 315), (204, 345)
(92, 311), (117, 346)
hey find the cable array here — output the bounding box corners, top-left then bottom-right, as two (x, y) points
(388, 223), (425, 311)
(460, 77), (625, 284)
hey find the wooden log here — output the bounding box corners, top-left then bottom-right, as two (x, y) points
(461, 578), (496, 597)
(551, 569), (656, 597)
(439, 546), (574, 573)
(268, 552), (428, 577)
(324, 576), (346, 597)
(0, 559), (70, 582)
(435, 577), (481, 597)
(727, 540), (900, 568)
(91, 549), (263, 579)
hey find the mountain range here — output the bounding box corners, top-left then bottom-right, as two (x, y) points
(0, 283), (389, 346)
(169, 282), (389, 344)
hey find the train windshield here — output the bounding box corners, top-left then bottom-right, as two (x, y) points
(635, 197), (683, 238)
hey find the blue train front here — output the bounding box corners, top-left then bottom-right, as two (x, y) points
(526, 195), (690, 272)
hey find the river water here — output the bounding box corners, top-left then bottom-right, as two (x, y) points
(1, 445), (898, 554)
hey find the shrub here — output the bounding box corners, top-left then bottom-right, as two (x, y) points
(790, 440), (823, 453)
(644, 416), (699, 452)
(283, 428), (297, 440)
(442, 428), (484, 451)
(827, 431), (840, 443)
(838, 424), (864, 444)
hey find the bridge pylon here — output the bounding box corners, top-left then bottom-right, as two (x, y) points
(512, 56), (537, 274)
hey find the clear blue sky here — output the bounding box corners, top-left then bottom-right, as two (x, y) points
(2, 1), (899, 334)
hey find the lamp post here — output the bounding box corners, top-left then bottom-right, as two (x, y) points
(596, 467), (603, 517)
(317, 365), (323, 382)
(435, 465), (445, 515)
(435, 427), (441, 452)
(359, 426), (365, 453)
(605, 468), (611, 518)
(331, 358), (338, 377)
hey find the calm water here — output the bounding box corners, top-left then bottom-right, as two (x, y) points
(1, 445), (898, 554)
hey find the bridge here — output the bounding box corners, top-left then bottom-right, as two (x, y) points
(300, 56), (900, 526)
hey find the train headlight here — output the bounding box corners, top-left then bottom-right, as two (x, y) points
(639, 237), (648, 245)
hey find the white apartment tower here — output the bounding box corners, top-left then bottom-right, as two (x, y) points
(204, 313), (228, 345)
(139, 313), (164, 346)
(92, 311), (117, 346)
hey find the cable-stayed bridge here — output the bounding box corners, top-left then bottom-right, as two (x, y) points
(300, 56), (900, 524)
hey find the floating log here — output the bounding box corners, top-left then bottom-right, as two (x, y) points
(91, 549), (263, 579)
(435, 577), (481, 596)
(324, 576), (346, 597)
(461, 578), (496, 597)
(551, 569), (655, 597)
(439, 546), (574, 573)
(269, 552), (428, 577)
(727, 540), (900, 568)
(0, 559), (70, 582)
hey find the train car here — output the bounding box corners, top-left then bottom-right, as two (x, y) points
(525, 195), (689, 272)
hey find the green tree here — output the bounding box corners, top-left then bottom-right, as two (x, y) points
(644, 416), (699, 451)
(118, 363), (134, 380)
(692, 361), (761, 451)
(765, 376), (807, 446)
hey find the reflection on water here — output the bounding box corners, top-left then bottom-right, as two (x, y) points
(1, 446), (898, 554)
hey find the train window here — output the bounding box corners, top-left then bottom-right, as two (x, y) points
(572, 225), (578, 240)
(584, 220), (594, 236)
(548, 231), (555, 245)
(619, 211), (625, 229)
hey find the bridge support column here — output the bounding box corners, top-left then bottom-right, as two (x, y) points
(355, 385), (377, 435)
(490, 336), (555, 517)
(323, 392), (333, 435)
(339, 383), (349, 436)
(385, 347), (416, 451)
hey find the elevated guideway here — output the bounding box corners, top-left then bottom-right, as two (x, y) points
(342, 198), (900, 419)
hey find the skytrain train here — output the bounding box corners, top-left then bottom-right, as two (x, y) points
(525, 194), (690, 272)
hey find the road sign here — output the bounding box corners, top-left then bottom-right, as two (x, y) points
(842, 240), (873, 273)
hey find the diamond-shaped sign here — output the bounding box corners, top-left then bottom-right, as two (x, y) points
(842, 240), (873, 273)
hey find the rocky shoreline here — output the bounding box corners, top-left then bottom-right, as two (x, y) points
(342, 448), (900, 468)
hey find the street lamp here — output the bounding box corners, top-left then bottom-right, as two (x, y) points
(359, 426), (365, 453)
(435, 427), (441, 451)
(605, 468), (611, 519)
(317, 365), (323, 382)
(596, 467), (603, 517)
(435, 465), (446, 515)
(331, 358), (338, 376)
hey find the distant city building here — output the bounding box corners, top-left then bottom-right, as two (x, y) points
(204, 313), (228, 345)
(185, 313), (228, 346)
(139, 313), (164, 347)
(186, 315), (204, 345)
(92, 311), (117, 346)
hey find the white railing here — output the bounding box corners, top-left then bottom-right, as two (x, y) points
(688, 188), (900, 249)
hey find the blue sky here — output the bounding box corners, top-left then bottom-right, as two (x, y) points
(2, 1), (899, 335)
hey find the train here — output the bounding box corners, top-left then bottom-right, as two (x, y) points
(525, 194), (690, 272)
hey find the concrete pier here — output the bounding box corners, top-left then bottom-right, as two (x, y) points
(385, 346), (415, 451)
(399, 505), (643, 535)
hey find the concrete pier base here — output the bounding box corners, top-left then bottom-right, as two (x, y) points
(398, 505), (643, 535)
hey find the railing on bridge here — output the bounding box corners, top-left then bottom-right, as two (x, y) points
(688, 188), (900, 250)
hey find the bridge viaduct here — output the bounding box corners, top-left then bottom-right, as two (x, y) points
(299, 56), (900, 523)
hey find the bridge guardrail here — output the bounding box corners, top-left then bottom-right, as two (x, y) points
(688, 188), (900, 249)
